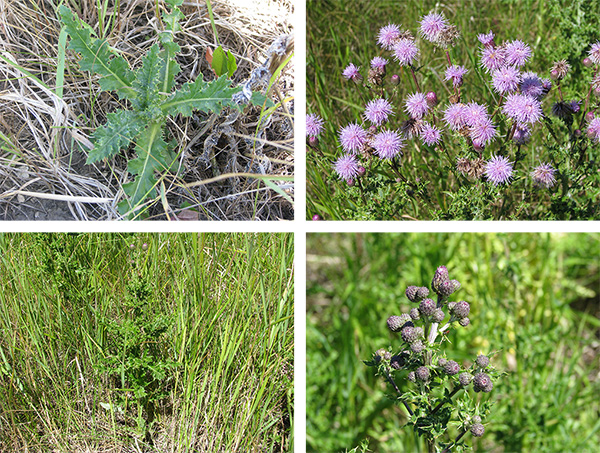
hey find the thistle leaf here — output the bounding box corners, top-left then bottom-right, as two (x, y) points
(160, 74), (241, 117)
(59, 5), (135, 99)
(158, 38), (181, 94)
(132, 44), (163, 110)
(118, 122), (176, 218)
(87, 110), (145, 164)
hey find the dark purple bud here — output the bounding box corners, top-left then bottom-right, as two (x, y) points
(432, 265), (449, 293)
(415, 366), (430, 381)
(438, 279), (461, 297)
(473, 372), (493, 393)
(142, 243), (148, 251)
(443, 360), (460, 376)
(409, 307), (420, 320)
(347, 179), (355, 186)
(470, 423), (485, 437)
(550, 68), (559, 80)
(475, 354), (490, 368)
(574, 129), (582, 137)
(357, 166), (366, 177)
(391, 74), (400, 86)
(387, 314), (412, 332)
(586, 111), (595, 122)
(452, 301), (470, 319)
(432, 308), (445, 323)
(583, 57), (593, 67)
(129, 244), (135, 250)
(459, 317), (470, 327)
(425, 91), (438, 107)
(308, 136), (319, 147)
(312, 214), (322, 221)
(419, 298), (436, 317)
(459, 372), (473, 386)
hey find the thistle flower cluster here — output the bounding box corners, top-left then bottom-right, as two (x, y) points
(366, 266), (500, 450)
(307, 9), (600, 219)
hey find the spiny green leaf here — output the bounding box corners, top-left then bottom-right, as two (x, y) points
(58, 5), (135, 99)
(87, 110), (145, 164)
(118, 122), (176, 218)
(160, 74), (241, 117)
(132, 43), (164, 110)
(158, 37), (181, 94)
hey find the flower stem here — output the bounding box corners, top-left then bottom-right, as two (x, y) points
(410, 65), (422, 92)
(383, 368), (414, 416)
(441, 429), (468, 453)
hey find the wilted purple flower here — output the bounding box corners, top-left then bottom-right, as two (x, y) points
(419, 12), (448, 43)
(531, 163), (557, 188)
(504, 40), (532, 67)
(588, 41), (600, 65)
(306, 113), (324, 139)
(377, 24), (401, 50)
(503, 93), (542, 125)
(393, 38), (419, 66)
(513, 125), (532, 145)
(480, 46), (506, 72)
(405, 92), (429, 119)
(420, 122), (442, 146)
(444, 64), (468, 88)
(372, 129), (405, 160)
(551, 101), (574, 119)
(520, 72), (544, 99)
(334, 155), (360, 181)
(339, 123), (368, 154)
(569, 100), (581, 113)
(485, 155), (514, 186)
(342, 63), (361, 82)
(470, 118), (497, 147)
(370, 56), (388, 71)
(492, 66), (521, 94)
(463, 101), (490, 127)
(364, 98), (394, 125)
(550, 60), (570, 80)
(477, 30), (495, 48)
(443, 103), (468, 130)
(587, 117), (600, 142)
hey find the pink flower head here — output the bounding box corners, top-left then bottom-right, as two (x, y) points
(444, 64), (468, 88)
(520, 72), (544, 99)
(504, 40), (532, 67)
(370, 56), (388, 71)
(470, 118), (497, 147)
(306, 114), (324, 139)
(364, 98), (394, 125)
(393, 38), (419, 66)
(477, 31), (495, 48)
(342, 63), (361, 82)
(419, 12), (448, 43)
(372, 129), (405, 160)
(339, 123), (368, 154)
(443, 103), (468, 130)
(463, 101), (490, 127)
(405, 92), (429, 119)
(587, 117), (600, 143)
(513, 125), (532, 145)
(480, 46), (506, 72)
(334, 154), (360, 181)
(420, 122), (442, 146)
(587, 41), (600, 65)
(531, 163), (557, 188)
(378, 24), (401, 50)
(492, 66), (521, 94)
(485, 155), (514, 186)
(503, 94), (542, 126)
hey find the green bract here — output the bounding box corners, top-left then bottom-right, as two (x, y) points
(58, 3), (243, 218)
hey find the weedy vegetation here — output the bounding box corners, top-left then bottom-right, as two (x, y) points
(0, 233), (294, 451)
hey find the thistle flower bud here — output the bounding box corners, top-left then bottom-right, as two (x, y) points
(409, 307), (420, 320)
(447, 301), (457, 311)
(473, 372), (493, 392)
(438, 357), (448, 367)
(452, 301), (470, 319)
(432, 308), (445, 323)
(406, 285), (429, 302)
(142, 243), (148, 251)
(347, 179), (355, 187)
(459, 317), (470, 327)
(387, 314), (412, 332)
(443, 360), (460, 376)
(415, 366), (430, 381)
(475, 354), (490, 368)
(410, 340), (425, 354)
(390, 351), (409, 369)
(426, 91), (438, 107)
(419, 298), (436, 317)
(407, 371), (416, 382)
(391, 74), (400, 85)
(470, 423), (485, 437)
(586, 111), (595, 122)
(472, 415), (482, 424)
(583, 57), (593, 67)
(308, 136), (319, 148)
(401, 326), (422, 343)
(312, 214), (322, 221)
(458, 372), (473, 386)
(438, 279), (461, 297)
(550, 60), (570, 80)
(357, 166), (366, 177)
(574, 129), (582, 137)
(432, 265), (450, 293)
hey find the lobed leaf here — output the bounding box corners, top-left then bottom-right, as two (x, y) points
(132, 43), (164, 110)
(87, 109), (145, 164)
(160, 74), (242, 117)
(59, 5), (135, 99)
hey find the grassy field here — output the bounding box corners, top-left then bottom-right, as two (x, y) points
(0, 233), (293, 452)
(307, 233), (599, 452)
(307, 0), (600, 220)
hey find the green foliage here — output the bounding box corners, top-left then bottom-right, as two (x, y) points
(58, 4), (244, 218)
(307, 233), (599, 452)
(211, 46), (238, 78)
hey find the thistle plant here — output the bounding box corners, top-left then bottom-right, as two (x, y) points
(365, 266), (502, 452)
(58, 0), (267, 218)
(308, 9), (600, 220)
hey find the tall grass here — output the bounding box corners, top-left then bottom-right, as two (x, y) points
(0, 233), (293, 452)
(306, 233), (599, 452)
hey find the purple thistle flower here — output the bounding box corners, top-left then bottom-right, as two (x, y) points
(372, 129), (405, 160)
(477, 30), (495, 48)
(306, 113), (324, 139)
(443, 103), (468, 131)
(378, 24), (401, 50)
(504, 40), (532, 67)
(513, 125), (532, 145)
(463, 101), (490, 127)
(503, 93), (543, 126)
(470, 118), (497, 147)
(339, 123), (368, 154)
(480, 46), (506, 72)
(364, 98), (394, 125)
(405, 92), (429, 119)
(587, 117), (600, 143)
(569, 100), (581, 113)
(520, 72), (544, 99)
(588, 41), (600, 65)
(370, 56), (388, 71)
(444, 64), (468, 88)
(333, 155), (360, 181)
(419, 12), (448, 43)
(342, 63), (362, 82)
(492, 66), (521, 94)
(485, 155), (514, 186)
(393, 38), (419, 66)
(420, 122), (442, 146)
(531, 163), (557, 188)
